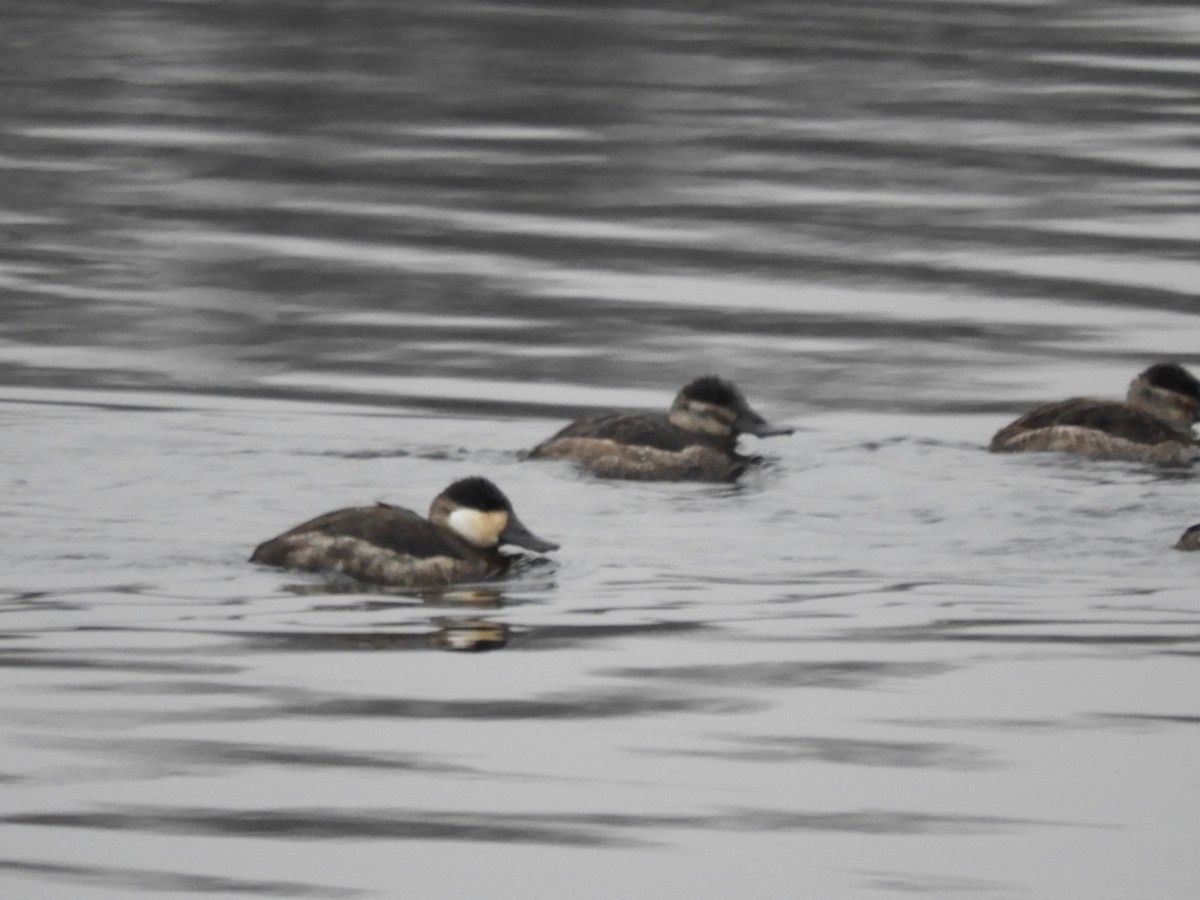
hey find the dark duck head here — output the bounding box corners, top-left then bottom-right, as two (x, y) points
(430, 476), (559, 552)
(668, 375), (793, 439)
(1127, 363), (1200, 432)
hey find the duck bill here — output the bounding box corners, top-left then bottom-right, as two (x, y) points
(500, 515), (559, 553)
(735, 406), (794, 438)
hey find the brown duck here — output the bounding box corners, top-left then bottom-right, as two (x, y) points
(525, 375), (793, 481)
(990, 363), (1200, 465)
(250, 477), (558, 588)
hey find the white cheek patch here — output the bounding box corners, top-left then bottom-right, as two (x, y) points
(447, 508), (508, 547)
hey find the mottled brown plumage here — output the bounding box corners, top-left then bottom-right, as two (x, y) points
(250, 477), (557, 588)
(989, 364), (1200, 464)
(526, 376), (792, 481)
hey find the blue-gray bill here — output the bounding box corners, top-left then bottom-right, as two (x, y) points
(735, 408), (794, 438)
(501, 515), (559, 552)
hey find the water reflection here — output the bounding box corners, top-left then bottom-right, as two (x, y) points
(4, 1), (1200, 898)
(605, 660), (954, 689)
(59, 736), (475, 775)
(1, 804), (1045, 845)
(428, 618), (510, 652)
(652, 733), (991, 770)
(190, 688), (756, 723)
(276, 580), (511, 603)
(219, 616), (513, 653)
(5, 0), (1200, 409)
(2, 806), (637, 847)
(266, 576), (523, 651)
(0, 859), (360, 900)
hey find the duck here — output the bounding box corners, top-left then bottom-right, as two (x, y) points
(525, 375), (793, 480)
(1174, 524), (1200, 551)
(989, 363), (1200, 465)
(249, 476), (558, 588)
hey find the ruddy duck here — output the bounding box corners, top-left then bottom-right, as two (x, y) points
(1175, 524), (1200, 551)
(525, 375), (793, 481)
(249, 476), (558, 588)
(989, 363), (1200, 465)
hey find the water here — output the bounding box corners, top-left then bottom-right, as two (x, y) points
(3, 1), (1200, 897)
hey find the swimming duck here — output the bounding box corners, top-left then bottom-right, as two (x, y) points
(989, 363), (1200, 465)
(249, 476), (558, 588)
(1174, 523), (1200, 551)
(525, 375), (793, 480)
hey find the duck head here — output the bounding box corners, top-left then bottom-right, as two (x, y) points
(430, 477), (559, 552)
(668, 375), (793, 439)
(1128, 363), (1200, 432)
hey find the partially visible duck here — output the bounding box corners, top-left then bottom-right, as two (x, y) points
(525, 375), (792, 481)
(1174, 523), (1200, 551)
(989, 363), (1200, 465)
(250, 476), (558, 588)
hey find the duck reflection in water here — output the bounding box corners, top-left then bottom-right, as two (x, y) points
(429, 618), (510, 652)
(989, 363), (1200, 465)
(526, 375), (793, 481)
(250, 477), (558, 589)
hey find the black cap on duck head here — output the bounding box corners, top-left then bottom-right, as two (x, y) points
(439, 477), (559, 553)
(1143, 363), (1200, 400)
(678, 375), (794, 438)
(680, 375), (745, 408)
(443, 476), (512, 512)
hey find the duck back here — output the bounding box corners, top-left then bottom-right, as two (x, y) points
(990, 398), (1195, 462)
(993, 398), (1182, 447)
(250, 503), (499, 587)
(532, 412), (729, 454)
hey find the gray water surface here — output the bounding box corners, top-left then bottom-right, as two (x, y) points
(3, 2), (1200, 898)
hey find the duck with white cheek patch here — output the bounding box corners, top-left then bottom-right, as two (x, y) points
(250, 477), (558, 589)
